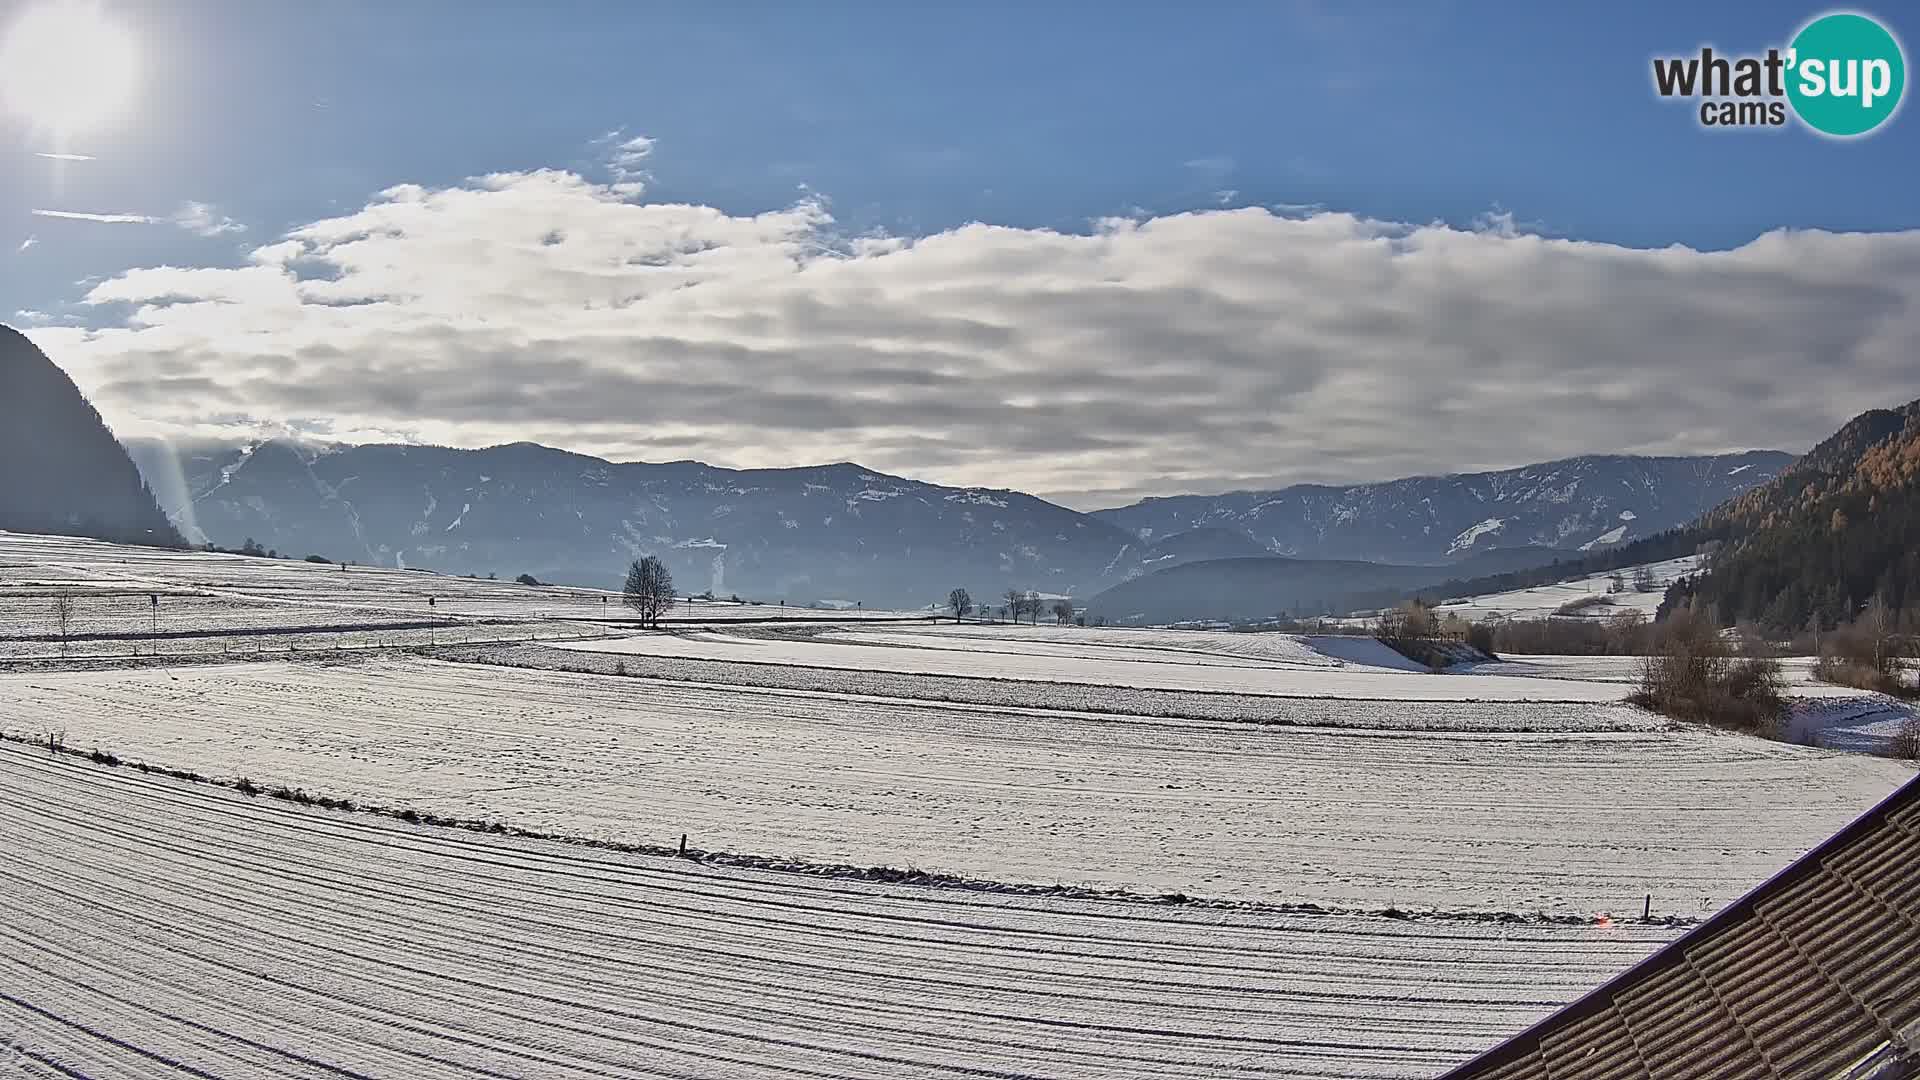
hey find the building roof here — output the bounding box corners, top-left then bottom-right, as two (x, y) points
(1437, 772), (1920, 1080)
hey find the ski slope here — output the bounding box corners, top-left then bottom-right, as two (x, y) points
(0, 742), (1684, 1079)
(4, 655), (1907, 915)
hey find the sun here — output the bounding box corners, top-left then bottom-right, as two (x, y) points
(0, 1), (138, 137)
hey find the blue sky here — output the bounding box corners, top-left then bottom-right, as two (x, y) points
(4, 1), (1919, 504)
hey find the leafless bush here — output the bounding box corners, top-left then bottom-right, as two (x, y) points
(1493, 612), (1658, 656)
(1554, 594), (1614, 616)
(1629, 606), (1786, 736)
(1812, 602), (1911, 695)
(1375, 601), (1453, 668)
(1891, 714), (1920, 760)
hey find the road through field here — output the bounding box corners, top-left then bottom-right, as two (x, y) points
(0, 742), (1680, 1079)
(2, 656), (1908, 914)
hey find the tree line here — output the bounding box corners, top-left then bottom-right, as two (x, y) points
(945, 587), (1077, 625)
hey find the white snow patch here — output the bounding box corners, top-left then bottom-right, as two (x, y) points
(945, 491), (1009, 509)
(1447, 517), (1506, 555)
(1579, 525), (1628, 550)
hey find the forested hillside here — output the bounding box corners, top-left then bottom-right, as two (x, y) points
(1664, 398), (1920, 629)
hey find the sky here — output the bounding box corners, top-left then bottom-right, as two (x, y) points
(3, 0), (1919, 509)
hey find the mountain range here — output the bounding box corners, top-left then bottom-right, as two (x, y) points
(124, 432), (1787, 610)
(1091, 452), (1792, 563)
(0, 324), (1800, 612)
(128, 438), (1132, 608)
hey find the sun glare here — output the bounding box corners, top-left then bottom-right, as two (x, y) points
(0, 1), (138, 136)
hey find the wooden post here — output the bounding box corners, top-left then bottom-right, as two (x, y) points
(677, 833), (688, 858)
(1644, 893), (1652, 921)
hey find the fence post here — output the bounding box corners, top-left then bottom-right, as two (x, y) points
(1644, 893), (1652, 921)
(678, 833), (687, 858)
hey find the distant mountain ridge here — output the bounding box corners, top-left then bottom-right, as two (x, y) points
(1082, 544), (1582, 626)
(1093, 452), (1792, 565)
(132, 437), (1140, 608)
(0, 325), (182, 548)
(126, 432), (1804, 612)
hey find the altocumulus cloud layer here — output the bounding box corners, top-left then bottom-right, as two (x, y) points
(25, 167), (1920, 507)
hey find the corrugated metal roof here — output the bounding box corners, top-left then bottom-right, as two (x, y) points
(1438, 773), (1920, 1080)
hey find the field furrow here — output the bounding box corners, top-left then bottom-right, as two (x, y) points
(0, 745), (1680, 1079)
(1, 656), (1908, 913)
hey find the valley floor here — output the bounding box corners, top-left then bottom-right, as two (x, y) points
(0, 740), (1678, 1080)
(0, 531), (1914, 1078)
(1, 653), (1906, 914)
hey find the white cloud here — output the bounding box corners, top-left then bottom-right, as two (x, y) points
(15, 235), (34, 253)
(32, 208), (156, 224)
(33, 151), (95, 161)
(33, 165), (1920, 508)
(172, 201), (246, 237)
(32, 202), (246, 236)
(594, 129), (656, 196)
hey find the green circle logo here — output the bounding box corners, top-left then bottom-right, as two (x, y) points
(1787, 12), (1906, 137)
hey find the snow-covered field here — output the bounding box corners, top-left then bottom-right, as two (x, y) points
(1428, 556), (1702, 623)
(1784, 694), (1920, 754)
(3, 533), (1913, 1077)
(0, 531), (927, 629)
(4, 655), (1908, 915)
(441, 641), (1658, 729)
(556, 625), (1632, 702)
(1470, 653), (1853, 692)
(0, 742), (1683, 1079)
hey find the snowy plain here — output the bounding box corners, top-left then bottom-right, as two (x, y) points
(554, 625), (1634, 702)
(0, 742), (1683, 1080)
(4, 654), (1908, 916)
(0, 530), (927, 629)
(2, 531), (1914, 1079)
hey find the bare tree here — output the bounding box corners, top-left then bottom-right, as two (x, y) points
(1632, 565), (1658, 593)
(1816, 595), (1905, 692)
(1025, 590), (1042, 625)
(947, 588), (974, 621)
(1631, 603), (1785, 734)
(1051, 599), (1074, 625)
(52, 595), (74, 656)
(623, 556), (676, 629)
(1004, 588), (1025, 625)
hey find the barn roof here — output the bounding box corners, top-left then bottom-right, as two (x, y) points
(1437, 772), (1920, 1080)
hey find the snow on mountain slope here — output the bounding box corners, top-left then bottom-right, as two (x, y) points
(129, 439), (1138, 609)
(1095, 452), (1791, 564)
